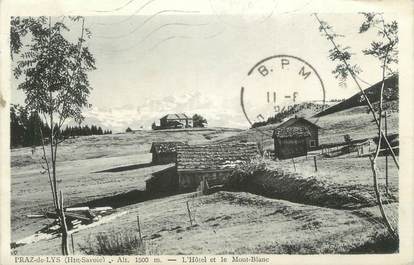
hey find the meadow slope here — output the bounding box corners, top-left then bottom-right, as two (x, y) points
(10, 128), (241, 241)
(215, 102), (398, 151)
(10, 104), (399, 254)
(14, 192), (397, 255)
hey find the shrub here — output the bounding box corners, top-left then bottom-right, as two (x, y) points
(224, 159), (395, 210)
(225, 159), (267, 190)
(80, 229), (145, 255)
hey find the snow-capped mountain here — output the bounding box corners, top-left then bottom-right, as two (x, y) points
(82, 90), (248, 132)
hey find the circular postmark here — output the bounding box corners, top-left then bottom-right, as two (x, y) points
(240, 55), (326, 134)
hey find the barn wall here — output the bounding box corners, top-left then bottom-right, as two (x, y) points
(291, 120), (319, 150)
(308, 126), (319, 150)
(178, 171), (230, 191)
(160, 117), (168, 128)
(146, 166), (178, 192)
(275, 138), (308, 159)
(152, 153), (176, 164)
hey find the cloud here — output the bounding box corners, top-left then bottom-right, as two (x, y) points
(82, 90), (248, 132)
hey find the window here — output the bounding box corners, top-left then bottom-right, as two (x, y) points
(309, 140), (317, 147)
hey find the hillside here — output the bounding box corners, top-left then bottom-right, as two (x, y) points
(10, 117), (399, 255)
(315, 75), (398, 117)
(215, 101), (398, 150)
(251, 102), (328, 128)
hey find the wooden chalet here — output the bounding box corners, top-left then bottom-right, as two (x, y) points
(272, 127), (311, 159)
(176, 143), (259, 191)
(276, 117), (321, 150)
(150, 141), (186, 164)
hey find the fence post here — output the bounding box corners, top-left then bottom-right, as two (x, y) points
(200, 176), (207, 195)
(313, 156), (318, 172)
(137, 215), (142, 242)
(186, 201), (193, 226)
(291, 158), (296, 172)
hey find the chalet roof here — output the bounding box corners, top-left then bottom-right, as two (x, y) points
(150, 141), (186, 154)
(161, 113), (191, 120)
(176, 143), (258, 171)
(272, 127), (311, 139)
(277, 117), (321, 129)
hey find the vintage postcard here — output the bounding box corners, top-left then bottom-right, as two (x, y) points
(0, 0), (413, 264)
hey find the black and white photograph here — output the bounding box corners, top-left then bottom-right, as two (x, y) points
(0, 0), (413, 263)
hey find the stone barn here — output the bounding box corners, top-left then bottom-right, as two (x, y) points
(150, 141), (186, 165)
(176, 143), (259, 191)
(272, 127), (311, 159)
(276, 117), (321, 150)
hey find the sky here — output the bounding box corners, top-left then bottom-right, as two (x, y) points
(10, 0), (396, 132)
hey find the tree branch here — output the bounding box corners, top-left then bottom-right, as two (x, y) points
(58, 17), (86, 113)
(314, 13), (399, 169)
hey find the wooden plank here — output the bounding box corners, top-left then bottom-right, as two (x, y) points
(26, 214), (45, 218)
(91, 207), (112, 212)
(64, 212), (93, 222)
(66, 207), (90, 212)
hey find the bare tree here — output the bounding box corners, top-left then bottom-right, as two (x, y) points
(11, 16), (96, 254)
(314, 13), (398, 240)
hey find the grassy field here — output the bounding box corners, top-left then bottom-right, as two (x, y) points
(10, 105), (399, 254)
(10, 128), (240, 241)
(274, 154), (398, 188)
(225, 158), (398, 228)
(14, 191), (397, 255)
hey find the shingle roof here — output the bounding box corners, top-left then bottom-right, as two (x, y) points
(176, 143), (258, 171)
(150, 141), (186, 154)
(272, 127), (311, 139)
(161, 113), (191, 120)
(278, 117), (321, 129)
